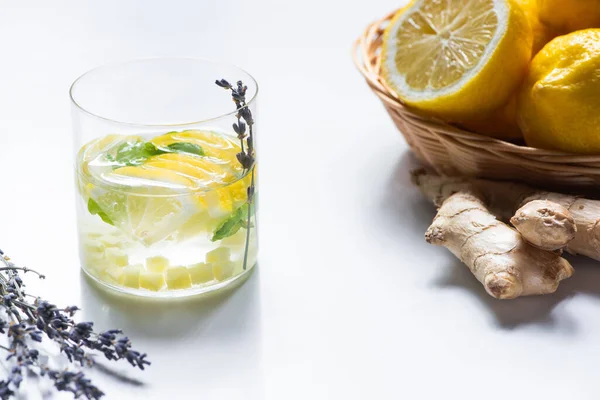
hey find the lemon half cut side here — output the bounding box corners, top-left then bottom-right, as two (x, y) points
(381, 0), (532, 121)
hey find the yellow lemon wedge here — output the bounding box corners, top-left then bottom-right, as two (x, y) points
(381, 0), (532, 120)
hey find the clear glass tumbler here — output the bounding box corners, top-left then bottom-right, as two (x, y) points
(71, 58), (258, 297)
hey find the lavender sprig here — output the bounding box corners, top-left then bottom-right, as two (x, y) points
(0, 251), (150, 399)
(216, 78), (256, 270)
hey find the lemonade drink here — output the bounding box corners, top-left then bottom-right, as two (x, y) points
(76, 129), (257, 296)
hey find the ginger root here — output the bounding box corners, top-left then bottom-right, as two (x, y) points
(426, 191), (574, 299)
(521, 192), (600, 260)
(511, 200), (577, 251)
(413, 170), (600, 261)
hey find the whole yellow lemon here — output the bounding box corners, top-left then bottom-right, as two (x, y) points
(518, 29), (600, 153)
(517, 0), (560, 53)
(538, 0), (600, 33)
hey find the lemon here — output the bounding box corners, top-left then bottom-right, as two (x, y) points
(88, 188), (199, 246)
(515, 0), (559, 54)
(457, 0), (557, 139)
(538, 0), (600, 33)
(88, 167), (202, 246)
(518, 29), (600, 153)
(381, 0), (532, 120)
(144, 158), (222, 188)
(151, 130), (242, 172)
(149, 153), (227, 179)
(460, 94), (522, 139)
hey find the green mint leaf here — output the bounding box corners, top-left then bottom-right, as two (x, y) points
(211, 204), (249, 242)
(113, 141), (165, 166)
(166, 142), (205, 156)
(88, 198), (114, 226)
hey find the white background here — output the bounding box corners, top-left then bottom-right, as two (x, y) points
(1, 0), (599, 399)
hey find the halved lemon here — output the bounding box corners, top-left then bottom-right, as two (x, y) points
(381, 0), (532, 120)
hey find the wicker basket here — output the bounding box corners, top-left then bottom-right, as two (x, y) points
(353, 11), (600, 189)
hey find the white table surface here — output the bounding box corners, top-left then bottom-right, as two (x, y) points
(1, 0), (600, 399)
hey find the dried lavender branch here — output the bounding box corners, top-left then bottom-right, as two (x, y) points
(243, 171), (255, 269)
(0, 250), (150, 399)
(216, 78), (256, 270)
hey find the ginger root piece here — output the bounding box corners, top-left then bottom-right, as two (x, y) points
(412, 169), (600, 261)
(427, 192), (574, 299)
(521, 192), (600, 260)
(510, 200), (577, 251)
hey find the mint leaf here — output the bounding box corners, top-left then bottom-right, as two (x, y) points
(211, 206), (246, 242)
(88, 198), (114, 226)
(108, 139), (205, 167)
(211, 200), (257, 242)
(166, 142), (204, 156)
(113, 141), (165, 166)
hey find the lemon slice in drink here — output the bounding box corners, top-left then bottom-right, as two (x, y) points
(81, 130), (252, 245)
(151, 130), (243, 174)
(381, 0), (532, 120)
(88, 166), (202, 246)
(144, 153), (229, 188)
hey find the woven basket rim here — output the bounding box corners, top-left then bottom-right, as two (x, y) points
(352, 10), (600, 161)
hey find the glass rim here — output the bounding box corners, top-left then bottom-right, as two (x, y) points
(69, 57), (259, 128)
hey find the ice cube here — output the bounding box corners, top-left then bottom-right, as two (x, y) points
(206, 247), (231, 264)
(146, 256), (170, 273)
(140, 271), (165, 291)
(213, 261), (235, 281)
(122, 265), (142, 288)
(166, 267), (192, 290)
(187, 262), (214, 284)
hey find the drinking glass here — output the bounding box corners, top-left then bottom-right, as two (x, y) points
(71, 58), (258, 297)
